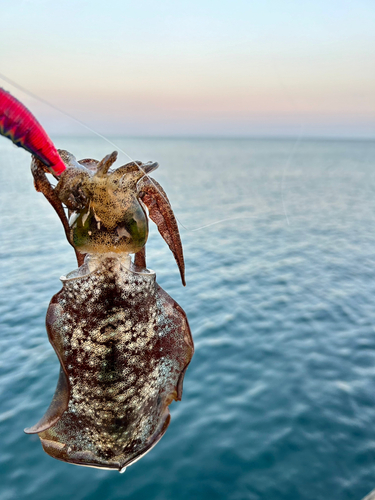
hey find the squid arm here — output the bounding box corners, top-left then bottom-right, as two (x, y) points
(138, 176), (186, 286)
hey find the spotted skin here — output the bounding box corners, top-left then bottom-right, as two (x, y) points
(28, 255), (193, 470)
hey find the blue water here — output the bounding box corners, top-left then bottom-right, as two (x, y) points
(1, 137), (375, 500)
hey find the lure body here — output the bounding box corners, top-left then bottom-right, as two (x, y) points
(0, 88), (66, 175)
(0, 88), (193, 471)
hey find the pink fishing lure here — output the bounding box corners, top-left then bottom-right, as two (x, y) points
(0, 88), (66, 175)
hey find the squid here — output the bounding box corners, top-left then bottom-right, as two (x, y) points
(0, 88), (194, 472)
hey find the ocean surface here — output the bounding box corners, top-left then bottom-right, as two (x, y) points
(1, 136), (375, 500)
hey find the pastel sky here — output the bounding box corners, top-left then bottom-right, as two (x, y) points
(0, 0), (374, 138)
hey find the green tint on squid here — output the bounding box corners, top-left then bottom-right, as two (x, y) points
(56, 151), (153, 255)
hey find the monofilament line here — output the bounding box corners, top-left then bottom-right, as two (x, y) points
(0, 72), (135, 163)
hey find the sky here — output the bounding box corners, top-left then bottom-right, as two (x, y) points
(0, 0), (374, 138)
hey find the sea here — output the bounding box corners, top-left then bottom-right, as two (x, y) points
(1, 136), (375, 500)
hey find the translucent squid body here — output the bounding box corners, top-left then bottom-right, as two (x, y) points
(0, 88), (194, 471)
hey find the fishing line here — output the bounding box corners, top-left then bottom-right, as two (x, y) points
(0, 73), (257, 233)
(0, 72), (302, 233)
(0, 72), (135, 163)
(281, 124), (304, 226)
(0, 73), (185, 226)
(270, 54), (308, 226)
(183, 214), (278, 232)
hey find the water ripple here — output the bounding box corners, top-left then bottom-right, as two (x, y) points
(1, 138), (375, 499)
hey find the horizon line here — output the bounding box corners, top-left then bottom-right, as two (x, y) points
(50, 133), (375, 142)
